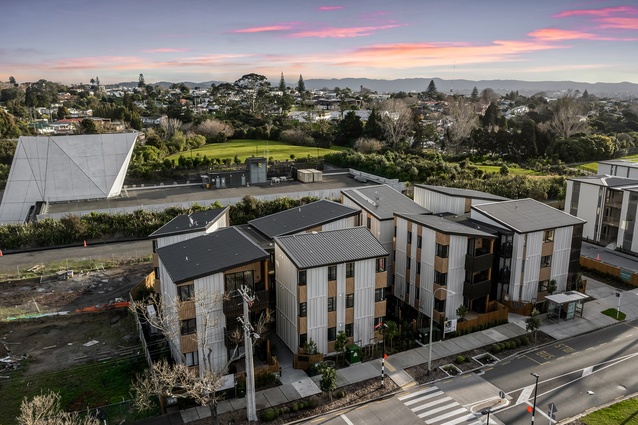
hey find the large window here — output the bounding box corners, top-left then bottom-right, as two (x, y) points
(543, 229), (555, 242)
(299, 333), (307, 348)
(436, 243), (449, 258)
(328, 327), (337, 341)
(434, 298), (446, 313)
(375, 288), (384, 302)
(415, 286), (420, 300)
(407, 231), (413, 244)
(367, 216), (372, 229)
(541, 255), (552, 268)
(328, 265), (337, 281)
(178, 284), (195, 301)
(346, 262), (355, 278)
(376, 258), (386, 273)
(180, 318), (197, 335)
(434, 271), (447, 286)
(417, 235), (422, 249)
(539, 280), (549, 293)
(416, 262), (421, 275)
(299, 302), (307, 317)
(345, 294), (354, 308)
(406, 257), (411, 270)
(345, 323), (353, 338)
(298, 270), (307, 286)
(185, 351), (199, 367)
(327, 297), (336, 312)
(225, 270), (254, 293)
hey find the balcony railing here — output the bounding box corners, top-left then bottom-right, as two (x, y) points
(223, 289), (270, 316)
(501, 243), (513, 258)
(463, 279), (492, 300)
(499, 269), (511, 284)
(465, 252), (493, 272)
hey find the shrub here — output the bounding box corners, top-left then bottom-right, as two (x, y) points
(260, 408), (277, 422)
(514, 338), (521, 347)
(292, 403), (298, 412)
(491, 344), (501, 353)
(298, 402), (305, 409)
(498, 342), (506, 350)
(283, 407), (290, 414)
(456, 356), (465, 364)
(521, 336), (529, 346)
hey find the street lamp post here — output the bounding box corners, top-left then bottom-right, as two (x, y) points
(480, 408), (491, 425)
(531, 372), (540, 425)
(427, 287), (455, 374)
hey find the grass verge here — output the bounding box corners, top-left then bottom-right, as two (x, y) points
(601, 308), (626, 321)
(579, 397), (638, 424)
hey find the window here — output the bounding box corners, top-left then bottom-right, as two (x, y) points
(434, 271), (447, 286)
(394, 226), (397, 237)
(436, 243), (449, 258)
(415, 286), (420, 300)
(374, 317), (383, 328)
(543, 230), (555, 242)
(328, 265), (337, 281)
(539, 280), (549, 293)
(327, 297), (336, 312)
(406, 282), (410, 295)
(541, 255), (552, 268)
(152, 240), (158, 253)
(180, 318), (197, 335)
(375, 288), (384, 302)
(408, 231), (413, 244)
(407, 257), (411, 270)
(154, 266), (159, 277)
(367, 216), (372, 229)
(178, 284), (195, 301)
(328, 327), (337, 341)
(416, 262), (421, 275)
(299, 302), (307, 317)
(225, 270), (254, 292)
(299, 333), (307, 348)
(346, 262), (355, 278)
(417, 235), (422, 249)
(345, 323), (353, 338)
(376, 258), (386, 272)
(298, 270), (307, 286)
(345, 294), (354, 308)
(434, 298), (446, 313)
(184, 351), (199, 367)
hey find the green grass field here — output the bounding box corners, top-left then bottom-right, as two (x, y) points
(167, 139), (347, 162)
(474, 165), (541, 176)
(579, 154), (638, 174)
(580, 397), (638, 424)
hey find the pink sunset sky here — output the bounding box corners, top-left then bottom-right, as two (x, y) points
(1, 0), (637, 85)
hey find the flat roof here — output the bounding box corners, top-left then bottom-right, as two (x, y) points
(546, 291), (589, 304)
(248, 199), (359, 239)
(342, 184), (430, 220)
(275, 227), (388, 269)
(599, 159), (638, 167)
(396, 213), (497, 238)
(156, 227), (269, 284)
(569, 175), (638, 188)
(414, 184), (510, 202)
(472, 198), (585, 233)
(149, 207), (228, 238)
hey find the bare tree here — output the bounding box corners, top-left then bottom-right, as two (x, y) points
(380, 99), (413, 150)
(194, 119), (234, 142)
(445, 98), (478, 155)
(354, 137), (383, 154)
(159, 117), (183, 140)
(18, 391), (100, 425)
(549, 95), (589, 140)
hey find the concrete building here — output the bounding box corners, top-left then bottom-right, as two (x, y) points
(0, 132), (137, 224)
(413, 184), (509, 215)
(274, 227), (388, 355)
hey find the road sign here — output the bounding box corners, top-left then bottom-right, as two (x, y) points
(548, 402), (557, 420)
(499, 391), (505, 399)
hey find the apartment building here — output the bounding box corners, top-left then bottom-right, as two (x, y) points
(413, 184), (509, 215)
(274, 227), (388, 355)
(598, 159), (638, 179)
(155, 227), (270, 374)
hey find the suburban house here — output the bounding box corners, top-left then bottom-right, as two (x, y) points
(155, 227), (270, 375)
(564, 175), (638, 252)
(274, 227), (388, 355)
(470, 199), (585, 310)
(393, 213), (497, 328)
(341, 185), (431, 293)
(413, 184), (510, 215)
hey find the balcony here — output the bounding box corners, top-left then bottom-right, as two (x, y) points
(499, 269), (511, 284)
(463, 279), (492, 300)
(223, 289), (270, 316)
(465, 252), (493, 272)
(602, 215), (620, 227)
(501, 243), (513, 258)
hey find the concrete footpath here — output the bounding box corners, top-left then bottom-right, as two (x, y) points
(159, 276), (638, 424)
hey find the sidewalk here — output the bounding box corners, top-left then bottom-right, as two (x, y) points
(168, 276), (637, 423)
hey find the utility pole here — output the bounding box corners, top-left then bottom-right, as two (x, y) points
(238, 286), (258, 422)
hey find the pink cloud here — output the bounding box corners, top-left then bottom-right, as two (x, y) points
(288, 24), (403, 38)
(529, 28), (604, 41)
(230, 25), (295, 33)
(597, 17), (638, 30)
(318, 6), (343, 11)
(141, 48), (191, 53)
(553, 6), (638, 18)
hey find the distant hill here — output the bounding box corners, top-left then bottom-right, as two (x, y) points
(108, 77), (638, 98)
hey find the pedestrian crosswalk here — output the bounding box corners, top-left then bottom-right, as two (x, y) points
(398, 386), (484, 425)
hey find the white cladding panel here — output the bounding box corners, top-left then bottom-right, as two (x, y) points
(194, 274), (227, 373)
(275, 244), (299, 353)
(510, 234), (526, 302)
(577, 183), (601, 241)
(394, 218), (408, 297)
(156, 232), (206, 249)
(354, 259), (375, 348)
(522, 231), (542, 301)
(408, 228), (418, 306)
(158, 261), (181, 365)
(413, 186), (465, 214)
(446, 235), (466, 318)
(321, 216), (357, 232)
(418, 226), (436, 316)
(307, 267), (328, 354)
(564, 181), (574, 214)
(551, 227), (573, 292)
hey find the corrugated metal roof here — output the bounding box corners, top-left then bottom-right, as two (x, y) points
(149, 207), (228, 238)
(472, 198), (585, 234)
(341, 184), (430, 220)
(275, 227), (388, 269)
(414, 184), (511, 202)
(396, 213), (497, 238)
(568, 175), (638, 188)
(248, 199), (359, 239)
(156, 227), (268, 284)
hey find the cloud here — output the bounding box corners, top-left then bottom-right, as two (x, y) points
(596, 17), (638, 30)
(288, 24), (403, 38)
(527, 27), (635, 41)
(553, 6), (638, 18)
(141, 48), (191, 53)
(318, 6), (343, 11)
(230, 25), (295, 33)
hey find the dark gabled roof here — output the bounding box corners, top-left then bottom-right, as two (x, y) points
(472, 199), (585, 234)
(149, 207), (228, 238)
(248, 199), (359, 239)
(569, 175), (638, 188)
(341, 184), (430, 220)
(414, 184), (511, 202)
(396, 213), (497, 238)
(274, 227), (388, 269)
(156, 227), (268, 284)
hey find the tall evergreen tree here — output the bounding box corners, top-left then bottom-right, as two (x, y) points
(138, 73), (146, 88)
(425, 80), (438, 99)
(364, 108), (384, 140)
(470, 86), (479, 102)
(278, 72), (286, 92)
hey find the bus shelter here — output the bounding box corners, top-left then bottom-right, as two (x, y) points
(545, 291), (589, 322)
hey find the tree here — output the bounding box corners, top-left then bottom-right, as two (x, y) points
(79, 118), (98, 134)
(380, 320), (399, 351)
(446, 98), (478, 155)
(278, 72), (286, 92)
(525, 308), (541, 343)
(318, 364), (337, 402)
(57, 105), (69, 120)
(549, 95), (589, 140)
(194, 119), (234, 143)
(159, 117), (183, 140)
(304, 338), (318, 355)
(425, 80), (438, 100)
(481, 102), (500, 129)
(18, 390), (100, 425)
(456, 304), (468, 322)
(297, 74), (306, 96)
(334, 331), (348, 366)
(380, 99), (413, 150)
(138, 73), (146, 88)
(470, 86), (479, 102)
(334, 110), (363, 146)
(25, 79), (59, 107)
(9, 75), (17, 86)
(354, 137), (383, 154)
(364, 108), (384, 140)
(0, 109), (21, 139)
(233, 73), (271, 116)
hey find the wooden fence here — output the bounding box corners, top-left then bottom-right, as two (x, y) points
(457, 301), (509, 332)
(293, 352), (324, 370)
(581, 256), (638, 287)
